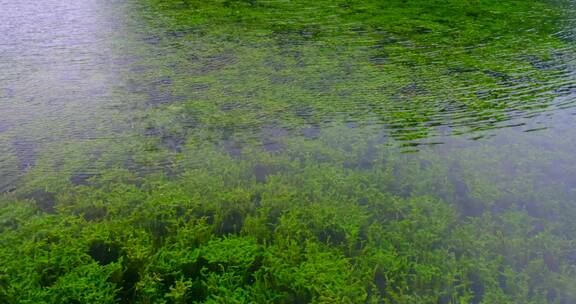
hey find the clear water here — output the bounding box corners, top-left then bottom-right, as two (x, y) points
(1, 0), (576, 302)
(2, 0), (575, 208)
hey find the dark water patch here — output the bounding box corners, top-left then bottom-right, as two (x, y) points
(70, 173), (98, 186)
(166, 28), (198, 38)
(222, 139), (243, 158)
(22, 190), (57, 213)
(353, 226), (368, 251)
(373, 268), (387, 297)
(152, 76), (172, 86)
(448, 162), (484, 217)
(344, 145), (376, 170)
(129, 64), (150, 74)
(554, 83), (576, 96)
(293, 106), (316, 123)
(161, 133), (186, 152)
(301, 124), (321, 139)
(521, 55), (566, 71)
(523, 126), (548, 133)
(390, 164), (414, 198)
(267, 207), (283, 226)
(138, 76), (185, 106)
(317, 226), (347, 246)
(142, 34), (162, 45)
(140, 217), (170, 246)
(143, 125), (188, 152)
(0, 217), (19, 233)
(147, 88), (182, 106)
(223, 0), (258, 8)
(0, 184), (16, 195)
(262, 140), (284, 153)
(397, 83), (427, 97)
(220, 102), (243, 112)
(360, 144), (378, 169)
(518, 199), (554, 219)
(88, 240), (122, 265)
(123, 155), (139, 172)
(216, 209), (244, 235)
(199, 53), (236, 73)
(188, 52), (201, 62)
(124, 79), (142, 95)
(220, 126), (236, 141)
(115, 260), (141, 304)
(283, 289), (313, 304)
(149, 219), (170, 240)
(374, 33), (400, 46)
(346, 121), (358, 129)
(369, 53), (388, 65)
(269, 74), (294, 85)
(415, 26), (433, 34)
(482, 69), (512, 82)
(252, 163), (282, 183)
(261, 124), (290, 138)
(272, 25), (321, 46)
(497, 265), (508, 292)
(250, 192), (262, 207)
(261, 125), (289, 153)
(447, 66), (481, 74)
(194, 209), (215, 225)
(182, 256), (209, 279)
(547, 288), (558, 303)
(527, 220), (545, 237)
(12, 137), (37, 171)
(419, 159), (432, 170)
(245, 254), (263, 285)
(190, 82), (211, 91)
(490, 197), (515, 215)
(78, 205), (108, 221)
(543, 251), (560, 272)
(37, 263), (66, 288)
(178, 259), (209, 301)
(468, 272), (485, 304)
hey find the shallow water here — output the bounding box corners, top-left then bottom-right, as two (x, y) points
(1, 0), (576, 302)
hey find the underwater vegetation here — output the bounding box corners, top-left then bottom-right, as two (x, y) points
(1, 0), (576, 303)
(1, 144), (576, 303)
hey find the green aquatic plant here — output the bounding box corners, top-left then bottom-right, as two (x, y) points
(1, 0), (576, 303)
(2, 139), (576, 302)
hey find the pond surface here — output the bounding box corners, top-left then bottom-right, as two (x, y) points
(1, 0), (576, 302)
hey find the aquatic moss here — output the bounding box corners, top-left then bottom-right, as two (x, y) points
(1, 0), (576, 303)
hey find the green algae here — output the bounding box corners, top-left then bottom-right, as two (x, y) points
(1, 0), (576, 303)
(2, 149), (576, 302)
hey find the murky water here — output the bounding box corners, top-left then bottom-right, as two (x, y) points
(1, 0), (576, 302)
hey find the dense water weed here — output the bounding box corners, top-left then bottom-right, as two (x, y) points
(1, 0), (576, 303)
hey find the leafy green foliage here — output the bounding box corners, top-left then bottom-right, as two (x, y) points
(1, 0), (576, 303)
(2, 146), (576, 302)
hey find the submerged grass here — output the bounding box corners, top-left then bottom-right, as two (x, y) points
(2, 137), (576, 303)
(1, 0), (576, 303)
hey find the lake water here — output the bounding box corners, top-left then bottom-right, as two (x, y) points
(1, 0), (575, 302)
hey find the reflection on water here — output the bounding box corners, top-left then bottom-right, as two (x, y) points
(0, 0), (129, 190)
(1, 0), (576, 302)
